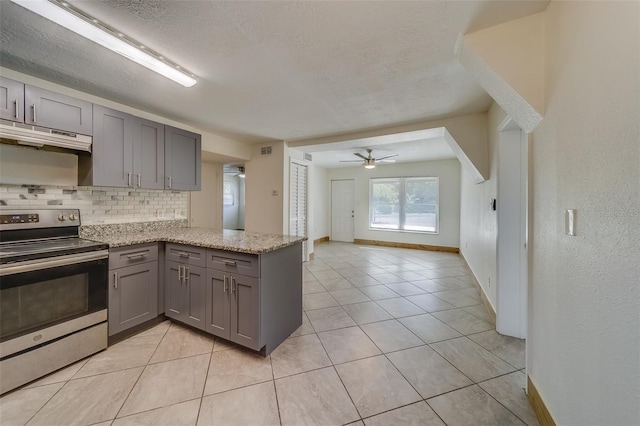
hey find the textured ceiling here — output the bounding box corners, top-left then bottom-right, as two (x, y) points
(0, 0), (549, 144)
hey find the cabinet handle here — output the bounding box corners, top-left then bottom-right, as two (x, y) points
(222, 259), (237, 266)
(113, 272), (118, 289)
(223, 275), (229, 293)
(137, 174), (141, 187)
(13, 99), (18, 119)
(231, 277), (236, 295)
(168, 176), (172, 189)
(178, 265), (183, 282)
(32, 104), (36, 123)
(184, 267), (189, 284)
(177, 251), (189, 258)
(127, 172), (132, 187)
(126, 252), (147, 259)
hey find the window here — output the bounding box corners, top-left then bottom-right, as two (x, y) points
(369, 177), (438, 233)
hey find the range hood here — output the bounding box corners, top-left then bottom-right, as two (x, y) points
(0, 120), (92, 153)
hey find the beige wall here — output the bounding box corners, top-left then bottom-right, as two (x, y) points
(528, 1), (640, 424)
(243, 141), (285, 234)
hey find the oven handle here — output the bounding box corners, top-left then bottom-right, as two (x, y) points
(0, 250), (109, 276)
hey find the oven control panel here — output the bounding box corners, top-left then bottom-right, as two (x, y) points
(1, 214), (39, 224)
(0, 209), (81, 230)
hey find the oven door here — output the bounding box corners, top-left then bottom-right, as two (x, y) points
(0, 250), (108, 357)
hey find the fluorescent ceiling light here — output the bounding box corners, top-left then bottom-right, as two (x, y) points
(11, 0), (197, 87)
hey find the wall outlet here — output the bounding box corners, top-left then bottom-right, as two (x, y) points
(487, 276), (491, 288)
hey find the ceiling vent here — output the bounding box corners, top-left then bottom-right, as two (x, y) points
(304, 153), (313, 162)
(260, 146), (272, 155)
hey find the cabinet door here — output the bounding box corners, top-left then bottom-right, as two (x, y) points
(24, 85), (92, 135)
(229, 274), (260, 349)
(183, 265), (206, 330)
(92, 105), (133, 187)
(165, 126), (201, 191)
(205, 269), (231, 339)
(165, 260), (185, 322)
(0, 77), (24, 122)
(133, 117), (165, 189)
(109, 262), (159, 336)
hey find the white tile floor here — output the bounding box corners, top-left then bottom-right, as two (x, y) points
(0, 242), (539, 426)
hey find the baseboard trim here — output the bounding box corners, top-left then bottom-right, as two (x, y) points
(527, 376), (556, 426)
(459, 252), (496, 326)
(353, 239), (459, 253)
(313, 236), (330, 245)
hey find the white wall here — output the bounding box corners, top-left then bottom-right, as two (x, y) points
(529, 2), (640, 424)
(327, 159), (461, 248)
(459, 102), (503, 309)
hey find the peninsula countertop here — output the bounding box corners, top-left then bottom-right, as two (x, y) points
(82, 225), (306, 255)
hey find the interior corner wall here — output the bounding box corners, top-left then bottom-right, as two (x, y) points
(311, 164), (330, 243)
(529, 2), (640, 425)
(459, 102), (504, 309)
(327, 159), (461, 248)
(244, 141), (285, 234)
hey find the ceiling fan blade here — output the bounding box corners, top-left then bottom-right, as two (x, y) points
(378, 159), (396, 163)
(354, 152), (368, 160)
(375, 153), (399, 161)
(340, 160), (365, 163)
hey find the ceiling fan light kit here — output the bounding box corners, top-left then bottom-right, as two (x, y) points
(339, 148), (398, 169)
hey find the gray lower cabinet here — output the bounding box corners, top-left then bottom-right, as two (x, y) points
(24, 84), (92, 135)
(80, 105), (164, 189)
(206, 269), (259, 349)
(165, 260), (206, 330)
(165, 126), (201, 191)
(108, 244), (159, 336)
(0, 76), (24, 122)
(166, 242), (303, 355)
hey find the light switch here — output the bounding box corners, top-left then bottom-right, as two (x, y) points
(565, 209), (576, 236)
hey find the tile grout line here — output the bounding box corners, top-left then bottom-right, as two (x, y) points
(111, 326), (168, 421)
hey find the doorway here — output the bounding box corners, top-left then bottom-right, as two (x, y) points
(222, 164), (245, 230)
(497, 116), (529, 339)
(331, 180), (354, 242)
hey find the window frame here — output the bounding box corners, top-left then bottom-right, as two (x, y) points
(368, 176), (439, 234)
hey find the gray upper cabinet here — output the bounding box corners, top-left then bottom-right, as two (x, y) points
(80, 105), (165, 189)
(25, 85), (92, 135)
(85, 105), (133, 187)
(134, 117), (165, 189)
(0, 77), (24, 122)
(165, 126), (201, 191)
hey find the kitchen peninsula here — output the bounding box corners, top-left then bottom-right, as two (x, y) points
(84, 224), (305, 356)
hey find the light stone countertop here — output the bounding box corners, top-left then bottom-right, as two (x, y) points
(81, 223), (306, 255)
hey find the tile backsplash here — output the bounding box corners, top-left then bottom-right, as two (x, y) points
(0, 184), (188, 225)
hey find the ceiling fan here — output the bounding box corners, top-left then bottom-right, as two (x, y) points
(223, 165), (245, 178)
(340, 148), (398, 169)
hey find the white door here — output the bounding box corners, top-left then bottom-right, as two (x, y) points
(497, 117), (528, 339)
(331, 180), (354, 242)
(289, 160), (308, 261)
